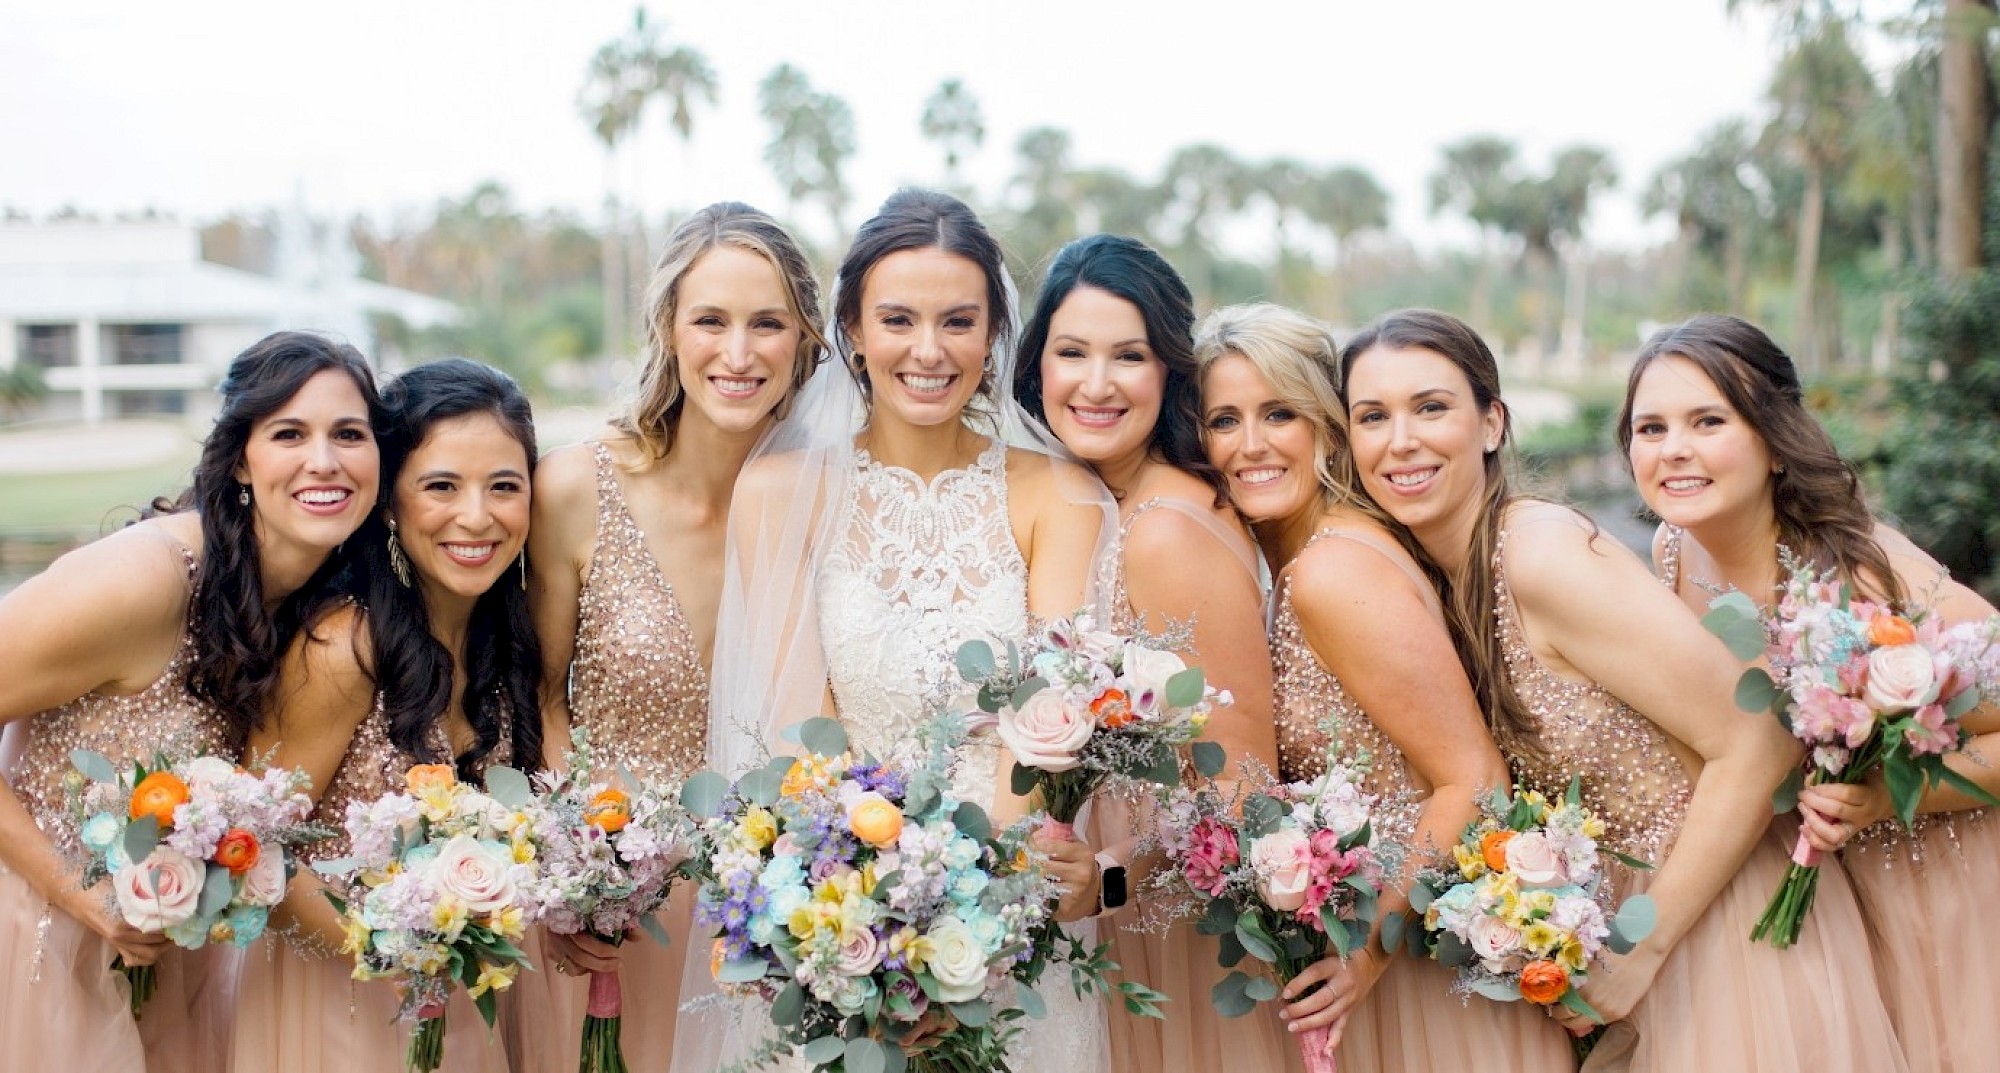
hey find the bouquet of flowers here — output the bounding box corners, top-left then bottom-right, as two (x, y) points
(521, 728), (689, 1073)
(1396, 781), (1655, 1025)
(1702, 553), (2000, 947)
(66, 749), (329, 1017)
(1150, 755), (1390, 1073)
(316, 763), (543, 1072)
(681, 715), (1137, 1073)
(957, 610), (1230, 831)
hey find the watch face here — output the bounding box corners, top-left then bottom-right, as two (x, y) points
(1101, 865), (1129, 909)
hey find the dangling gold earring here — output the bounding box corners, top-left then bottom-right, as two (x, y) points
(386, 519), (413, 588)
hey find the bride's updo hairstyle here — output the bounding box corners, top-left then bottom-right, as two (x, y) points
(1017, 234), (1225, 505)
(833, 188), (1012, 414)
(1614, 313), (1905, 606)
(615, 201), (827, 461)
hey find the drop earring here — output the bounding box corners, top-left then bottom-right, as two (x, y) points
(238, 484), (251, 507)
(386, 519), (413, 588)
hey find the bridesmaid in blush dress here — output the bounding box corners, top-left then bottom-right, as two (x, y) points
(1339, 308), (1907, 1072)
(1195, 304), (1573, 1073)
(509, 202), (827, 1072)
(1011, 237), (1289, 1073)
(231, 359), (543, 1073)
(0, 332), (381, 1072)
(1620, 314), (1997, 1073)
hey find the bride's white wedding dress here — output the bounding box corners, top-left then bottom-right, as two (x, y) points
(818, 438), (1112, 1072)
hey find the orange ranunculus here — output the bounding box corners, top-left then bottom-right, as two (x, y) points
(848, 792), (905, 848)
(1519, 960), (1571, 1005)
(1479, 830), (1516, 873)
(213, 828), (262, 876)
(129, 771), (191, 830)
(406, 764), (457, 793)
(585, 788), (632, 834)
(1868, 614), (1918, 648)
(1090, 689), (1136, 730)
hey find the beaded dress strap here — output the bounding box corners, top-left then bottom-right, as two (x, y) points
(1297, 526), (1440, 619)
(1659, 524), (1684, 592)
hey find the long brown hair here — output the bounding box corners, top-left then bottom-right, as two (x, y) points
(614, 202), (826, 461)
(1338, 309), (1543, 758)
(1616, 313), (1906, 606)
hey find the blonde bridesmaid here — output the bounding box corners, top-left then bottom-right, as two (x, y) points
(0, 333), (380, 1072)
(1620, 313), (1995, 1072)
(1012, 237), (1289, 1072)
(1197, 304), (1573, 1072)
(231, 359), (542, 1072)
(510, 202), (826, 1071)
(1340, 308), (1907, 1072)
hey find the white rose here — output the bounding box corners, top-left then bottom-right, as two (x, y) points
(181, 756), (239, 796)
(114, 847), (207, 931)
(1121, 644), (1188, 711)
(996, 690), (1094, 772)
(1248, 828), (1312, 913)
(1316, 783), (1372, 840)
(1467, 913), (1523, 969)
(835, 927), (883, 977)
(240, 846), (288, 908)
(430, 835), (517, 914)
(1864, 644), (1939, 712)
(925, 916), (990, 1003)
(1503, 831), (1567, 889)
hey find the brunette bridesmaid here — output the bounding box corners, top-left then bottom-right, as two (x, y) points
(509, 202), (826, 1071)
(232, 359), (542, 1072)
(1196, 304), (1572, 1072)
(1339, 308), (1907, 1072)
(1620, 313), (1995, 1073)
(0, 332), (380, 1071)
(1012, 237), (1288, 1072)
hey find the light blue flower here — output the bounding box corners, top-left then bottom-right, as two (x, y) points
(81, 813), (121, 853)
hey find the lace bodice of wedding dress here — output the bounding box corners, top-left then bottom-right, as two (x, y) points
(815, 437), (1111, 1072)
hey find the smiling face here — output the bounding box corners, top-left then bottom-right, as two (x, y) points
(234, 368), (379, 560)
(848, 247), (991, 430)
(1199, 352), (1321, 524)
(673, 245), (807, 436)
(1626, 354), (1778, 533)
(390, 412), (532, 610)
(1343, 344), (1504, 545)
(1039, 286), (1167, 471)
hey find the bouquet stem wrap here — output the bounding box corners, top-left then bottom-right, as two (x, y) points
(1295, 1023), (1338, 1073)
(580, 964), (627, 1073)
(408, 1001), (447, 1073)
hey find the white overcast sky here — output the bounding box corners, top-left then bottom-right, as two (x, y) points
(2, 0), (1805, 252)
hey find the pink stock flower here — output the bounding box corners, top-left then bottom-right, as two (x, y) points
(1905, 703), (1956, 756)
(1182, 819), (1238, 897)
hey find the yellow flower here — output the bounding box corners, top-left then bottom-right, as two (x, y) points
(1522, 890), (1557, 920)
(1522, 921), (1562, 953)
(470, 963), (517, 998)
(1582, 814), (1606, 840)
(739, 806), (778, 850)
(491, 906), (526, 941)
(432, 898), (469, 937)
(1558, 938), (1587, 972)
(888, 925), (924, 972)
(512, 840), (536, 864)
(1453, 843), (1487, 880)
(416, 783), (459, 823)
(340, 917), (372, 957)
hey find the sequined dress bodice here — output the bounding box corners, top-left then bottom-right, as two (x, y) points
(12, 539), (230, 854)
(568, 442), (710, 780)
(818, 440), (1025, 811)
(303, 697), (514, 867)
(1270, 530), (1426, 845)
(1498, 531), (1691, 865)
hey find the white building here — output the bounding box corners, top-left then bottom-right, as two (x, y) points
(0, 219), (456, 423)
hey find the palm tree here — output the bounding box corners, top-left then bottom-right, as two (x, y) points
(1642, 120), (1764, 314)
(1162, 144), (1249, 304)
(920, 79), (985, 190)
(578, 12), (652, 362)
(1299, 165), (1390, 321)
(1008, 127), (1078, 266)
(1935, 0), (1993, 280)
(1429, 136), (1519, 332)
(1249, 158), (1314, 303)
(1071, 167), (1166, 246)
(757, 65), (857, 242)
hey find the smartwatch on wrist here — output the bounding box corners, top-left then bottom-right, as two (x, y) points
(1094, 851), (1128, 916)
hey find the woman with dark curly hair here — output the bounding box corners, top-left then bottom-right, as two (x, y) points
(0, 330), (381, 1071)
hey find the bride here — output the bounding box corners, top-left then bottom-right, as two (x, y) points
(675, 188), (1117, 1072)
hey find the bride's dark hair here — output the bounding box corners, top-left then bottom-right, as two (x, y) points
(833, 188), (1012, 414)
(1015, 233), (1225, 505)
(342, 359), (544, 777)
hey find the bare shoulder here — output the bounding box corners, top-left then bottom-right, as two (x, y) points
(1500, 500), (1641, 600)
(533, 441), (603, 504)
(1123, 492), (1250, 565)
(25, 518), (199, 626)
(1004, 447), (1109, 517)
(275, 602), (376, 715)
(1286, 524), (1428, 623)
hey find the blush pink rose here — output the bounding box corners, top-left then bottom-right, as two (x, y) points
(431, 835), (517, 914)
(1468, 913), (1524, 969)
(1249, 828), (1312, 913)
(1503, 831), (1567, 888)
(239, 845), (287, 907)
(114, 846), (206, 930)
(1864, 644), (1939, 712)
(996, 690), (1094, 772)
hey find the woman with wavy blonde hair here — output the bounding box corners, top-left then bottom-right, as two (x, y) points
(510, 201), (826, 1070)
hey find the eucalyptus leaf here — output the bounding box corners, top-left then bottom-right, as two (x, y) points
(1379, 909), (1405, 954)
(717, 956), (768, 984)
(845, 1037), (887, 1073)
(1210, 970), (1256, 1017)
(1137, 741), (1181, 786)
(1243, 976), (1279, 1002)
(1701, 592), (1769, 661)
(483, 765), (532, 809)
(311, 856), (362, 878)
(1734, 668), (1780, 715)
(1770, 767), (1804, 815)
(800, 717), (850, 758)
(1197, 896), (1236, 936)
(1191, 741), (1227, 779)
(638, 913), (672, 947)
(1470, 975), (1523, 1001)
(69, 749), (118, 785)
(772, 982), (806, 1026)
(1326, 911), (1353, 957)
(197, 863), (233, 918)
(903, 782), (938, 819)
(1885, 754), (1924, 827)
(1010, 677), (1049, 710)
(1945, 686), (1980, 720)
(952, 802), (992, 842)
(1407, 881), (1436, 915)
(1559, 987), (1604, 1024)
(1216, 929), (1247, 968)
(1613, 894), (1658, 944)
(122, 814), (160, 865)
(1241, 795), (1283, 840)
(948, 999), (992, 1027)
(1016, 983), (1047, 1019)
(1011, 762), (1038, 798)
(1234, 912), (1279, 963)
(680, 771), (729, 818)
(803, 1035), (846, 1065)
(1433, 930), (1473, 969)
(737, 767), (784, 808)
(1164, 667), (1206, 709)
(955, 640), (997, 683)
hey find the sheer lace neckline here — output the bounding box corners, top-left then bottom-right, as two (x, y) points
(852, 436), (1005, 488)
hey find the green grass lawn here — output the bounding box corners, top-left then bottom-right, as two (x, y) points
(0, 458), (200, 536)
